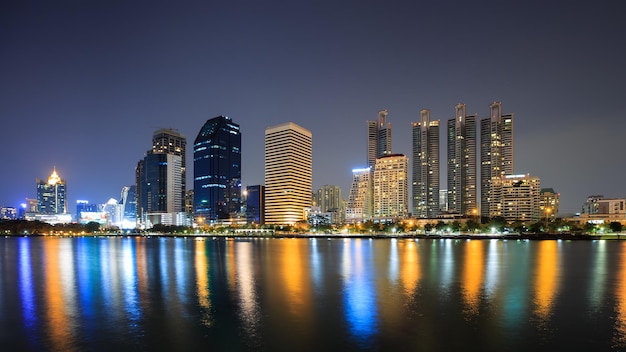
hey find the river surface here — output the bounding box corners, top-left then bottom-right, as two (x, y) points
(1, 236), (626, 351)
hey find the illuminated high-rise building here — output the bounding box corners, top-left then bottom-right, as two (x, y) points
(193, 116), (242, 223)
(36, 168), (67, 214)
(152, 128), (186, 211)
(135, 128), (188, 228)
(412, 110), (439, 218)
(447, 103), (477, 216)
(264, 122), (312, 225)
(480, 102), (514, 218)
(367, 110), (392, 169)
(346, 167), (373, 223)
(374, 154), (409, 220)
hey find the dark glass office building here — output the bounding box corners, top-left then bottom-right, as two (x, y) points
(193, 116), (242, 222)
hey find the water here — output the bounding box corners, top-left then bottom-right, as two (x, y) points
(1, 236), (625, 351)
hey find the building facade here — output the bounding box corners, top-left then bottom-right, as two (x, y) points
(480, 102), (514, 218)
(374, 154), (408, 220)
(345, 167), (373, 223)
(367, 110), (392, 169)
(315, 185), (344, 224)
(152, 128), (186, 211)
(493, 174), (540, 222)
(193, 116), (242, 223)
(264, 122), (312, 225)
(136, 152), (184, 227)
(539, 188), (560, 220)
(447, 103), (477, 216)
(412, 110), (440, 218)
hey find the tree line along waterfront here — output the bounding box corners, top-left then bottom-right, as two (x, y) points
(2, 217), (625, 239)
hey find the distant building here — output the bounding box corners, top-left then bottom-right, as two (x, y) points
(119, 185), (137, 229)
(346, 167), (373, 223)
(412, 110), (440, 218)
(367, 110), (393, 169)
(264, 122), (312, 225)
(374, 154), (409, 221)
(76, 200), (106, 225)
(0, 207), (17, 220)
(539, 188), (560, 220)
(245, 185), (265, 225)
(29, 168), (72, 225)
(447, 103), (477, 216)
(582, 196), (626, 215)
(36, 168), (67, 215)
(480, 102), (514, 218)
(439, 190), (448, 213)
(493, 174), (540, 222)
(193, 116), (242, 224)
(315, 185), (344, 224)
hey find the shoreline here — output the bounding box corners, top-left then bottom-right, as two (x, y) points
(4, 232), (626, 240)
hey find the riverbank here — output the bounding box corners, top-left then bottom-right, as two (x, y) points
(5, 232), (626, 240)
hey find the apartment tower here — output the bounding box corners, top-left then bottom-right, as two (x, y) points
(480, 102), (514, 218)
(412, 109), (440, 218)
(374, 154), (409, 220)
(447, 103), (477, 216)
(367, 110), (392, 169)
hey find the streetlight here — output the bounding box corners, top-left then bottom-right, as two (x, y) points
(545, 207), (552, 233)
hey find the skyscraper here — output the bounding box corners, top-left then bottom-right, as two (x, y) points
(447, 103), (477, 216)
(36, 168), (66, 214)
(367, 110), (392, 168)
(193, 116), (242, 223)
(374, 154), (408, 220)
(136, 152), (183, 226)
(152, 128), (186, 211)
(135, 128), (187, 227)
(264, 122), (312, 225)
(480, 102), (514, 218)
(412, 110), (440, 218)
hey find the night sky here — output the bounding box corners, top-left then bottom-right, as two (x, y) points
(2, 1), (624, 217)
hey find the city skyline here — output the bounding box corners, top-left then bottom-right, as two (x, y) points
(2, 1), (625, 215)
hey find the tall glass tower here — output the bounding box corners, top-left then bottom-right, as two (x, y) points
(412, 109), (440, 218)
(447, 103), (477, 216)
(193, 116), (242, 223)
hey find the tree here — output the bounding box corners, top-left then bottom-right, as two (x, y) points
(609, 222), (623, 233)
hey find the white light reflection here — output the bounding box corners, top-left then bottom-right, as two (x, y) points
(589, 240), (607, 312)
(235, 241), (260, 335)
(341, 239), (378, 347)
(194, 239), (212, 327)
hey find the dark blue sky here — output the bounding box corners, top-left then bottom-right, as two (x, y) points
(2, 0), (624, 216)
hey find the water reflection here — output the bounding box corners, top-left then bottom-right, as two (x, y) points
(462, 240), (484, 317)
(3, 237), (626, 351)
(613, 242), (626, 347)
(342, 239), (378, 346)
(194, 239), (212, 327)
(532, 240), (561, 323)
